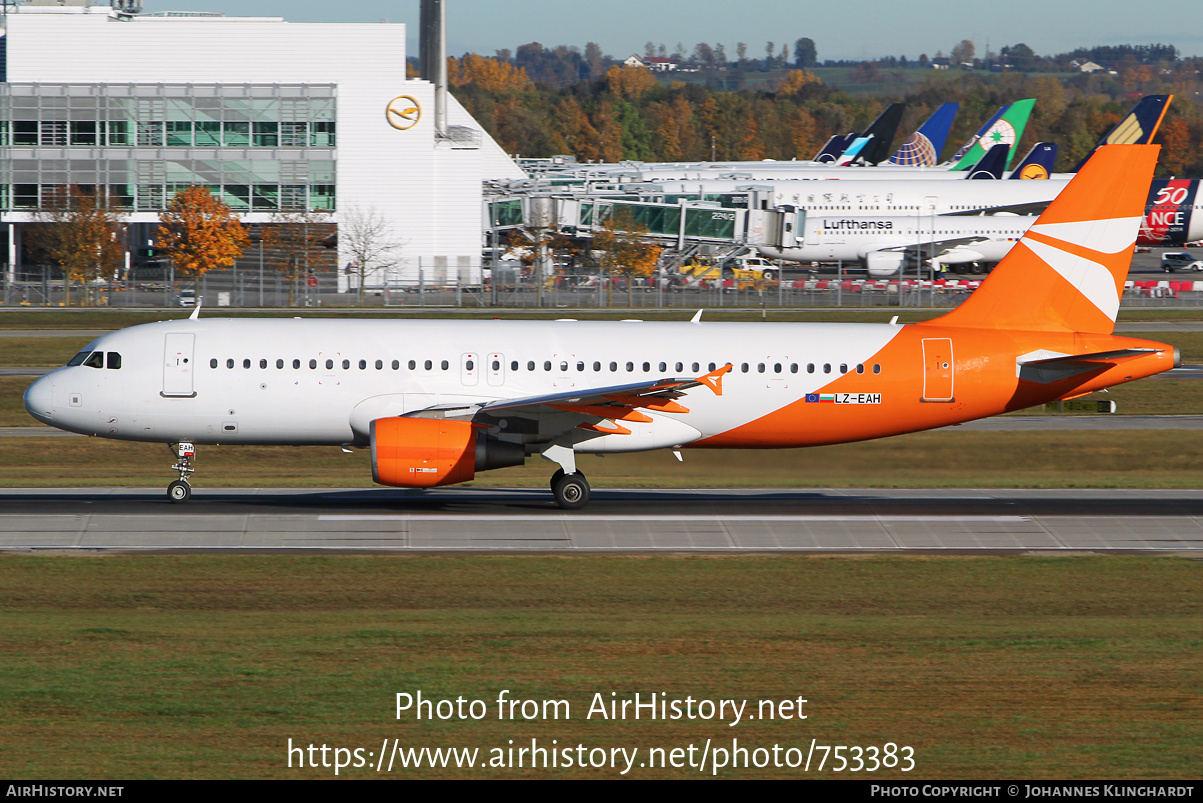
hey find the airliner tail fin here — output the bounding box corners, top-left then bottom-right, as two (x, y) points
(927, 145), (1159, 335)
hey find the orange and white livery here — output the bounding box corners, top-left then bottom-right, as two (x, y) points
(24, 146), (1177, 508)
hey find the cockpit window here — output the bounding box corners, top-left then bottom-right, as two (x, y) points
(106, 352), (122, 370)
(83, 352), (105, 369)
(67, 351), (91, 367)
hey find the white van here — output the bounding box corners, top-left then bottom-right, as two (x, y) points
(1160, 251), (1203, 272)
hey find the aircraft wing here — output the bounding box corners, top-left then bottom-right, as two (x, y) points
(878, 235), (992, 259)
(405, 365), (733, 436)
(944, 200), (1053, 217)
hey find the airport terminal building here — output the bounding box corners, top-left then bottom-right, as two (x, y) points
(0, 1), (523, 290)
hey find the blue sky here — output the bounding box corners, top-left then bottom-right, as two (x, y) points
(155, 1), (1203, 61)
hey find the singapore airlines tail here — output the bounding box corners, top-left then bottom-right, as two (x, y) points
(1071, 95), (1171, 171)
(926, 144), (1158, 335)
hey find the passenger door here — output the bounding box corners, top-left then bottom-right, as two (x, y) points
(162, 333), (195, 397)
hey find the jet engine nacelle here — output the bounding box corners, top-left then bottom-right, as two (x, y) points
(865, 251), (906, 277)
(371, 417), (525, 488)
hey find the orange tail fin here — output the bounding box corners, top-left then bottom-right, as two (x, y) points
(927, 144), (1159, 334)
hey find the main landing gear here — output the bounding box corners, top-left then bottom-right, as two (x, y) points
(167, 441), (195, 504)
(550, 468), (590, 510)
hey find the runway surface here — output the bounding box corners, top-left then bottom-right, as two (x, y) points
(2, 487), (1201, 553)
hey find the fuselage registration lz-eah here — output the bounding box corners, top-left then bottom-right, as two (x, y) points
(25, 146), (1177, 509)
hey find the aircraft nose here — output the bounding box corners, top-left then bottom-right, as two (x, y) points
(23, 374), (54, 425)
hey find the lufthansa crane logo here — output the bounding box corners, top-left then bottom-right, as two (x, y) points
(1018, 163), (1049, 180)
(386, 96), (421, 130)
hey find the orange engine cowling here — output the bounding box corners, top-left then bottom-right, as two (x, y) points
(370, 417), (525, 488)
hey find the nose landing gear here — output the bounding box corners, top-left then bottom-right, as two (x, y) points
(168, 441), (195, 504)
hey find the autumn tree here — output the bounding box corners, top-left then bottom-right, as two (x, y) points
(340, 205), (403, 305)
(447, 54), (532, 94)
(776, 69), (822, 96)
(592, 207), (661, 306)
(31, 186), (127, 306)
(264, 209), (334, 307)
(951, 39), (975, 65)
(605, 64), (658, 101)
(157, 186), (249, 294)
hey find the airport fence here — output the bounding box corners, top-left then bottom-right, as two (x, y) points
(3, 270), (1203, 310)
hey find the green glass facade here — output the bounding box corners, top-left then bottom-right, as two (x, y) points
(581, 200), (737, 241)
(0, 83), (337, 212)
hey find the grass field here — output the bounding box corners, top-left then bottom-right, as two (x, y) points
(2, 307), (1200, 781)
(0, 554), (1197, 779)
(2, 429), (1203, 490)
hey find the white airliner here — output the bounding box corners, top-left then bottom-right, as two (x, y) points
(24, 146), (1179, 509)
(759, 213), (1036, 275)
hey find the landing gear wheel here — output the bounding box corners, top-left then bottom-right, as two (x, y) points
(167, 480), (191, 504)
(551, 471), (590, 510)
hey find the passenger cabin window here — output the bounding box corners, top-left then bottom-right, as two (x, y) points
(210, 358), (218, 369)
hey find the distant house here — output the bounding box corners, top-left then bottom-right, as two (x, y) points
(930, 57), (950, 70)
(624, 54), (677, 72)
(1072, 60), (1105, 73)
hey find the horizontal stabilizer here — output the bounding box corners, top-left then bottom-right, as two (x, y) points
(1026, 348), (1161, 366)
(1018, 348), (1165, 383)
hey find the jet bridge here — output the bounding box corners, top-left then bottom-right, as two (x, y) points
(483, 190), (802, 252)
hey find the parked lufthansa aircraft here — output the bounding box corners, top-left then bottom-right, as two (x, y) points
(24, 146), (1177, 509)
